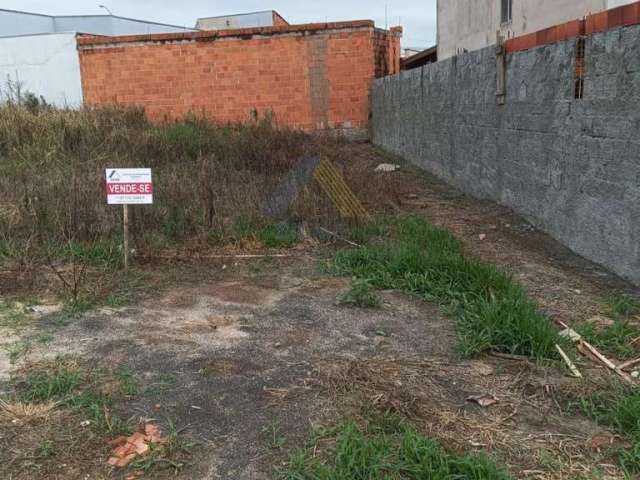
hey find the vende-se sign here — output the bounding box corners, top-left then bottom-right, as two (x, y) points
(106, 168), (153, 205)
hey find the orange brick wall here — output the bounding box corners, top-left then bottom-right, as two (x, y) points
(78, 21), (401, 132)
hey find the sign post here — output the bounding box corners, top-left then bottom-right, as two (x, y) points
(106, 168), (153, 270)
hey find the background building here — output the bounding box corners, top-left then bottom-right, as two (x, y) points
(196, 11), (289, 30)
(0, 8), (195, 107)
(437, 0), (637, 59)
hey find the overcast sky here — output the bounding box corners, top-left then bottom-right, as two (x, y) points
(3, 1), (437, 48)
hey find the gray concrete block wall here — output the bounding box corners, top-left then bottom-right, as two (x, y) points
(371, 24), (640, 285)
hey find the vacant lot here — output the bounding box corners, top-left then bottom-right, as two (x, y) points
(1, 107), (639, 480)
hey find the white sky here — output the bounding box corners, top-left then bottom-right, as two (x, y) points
(1, 0), (437, 48)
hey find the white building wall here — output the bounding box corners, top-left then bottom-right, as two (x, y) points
(437, 0), (637, 59)
(0, 33), (82, 107)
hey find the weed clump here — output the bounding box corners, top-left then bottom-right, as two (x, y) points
(333, 215), (562, 359)
(338, 278), (382, 309)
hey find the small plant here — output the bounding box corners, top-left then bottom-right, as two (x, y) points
(116, 365), (138, 397)
(261, 420), (287, 450)
(35, 440), (55, 458)
(338, 278), (382, 309)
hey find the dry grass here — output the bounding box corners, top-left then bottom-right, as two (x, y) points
(318, 357), (625, 480)
(0, 399), (58, 423)
(0, 105), (403, 298)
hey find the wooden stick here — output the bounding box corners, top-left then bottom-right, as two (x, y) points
(577, 340), (634, 384)
(618, 357), (640, 372)
(318, 227), (361, 248)
(555, 344), (582, 378)
(123, 204), (130, 270)
(145, 253), (297, 260)
(556, 319), (634, 383)
(489, 352), (532, 363)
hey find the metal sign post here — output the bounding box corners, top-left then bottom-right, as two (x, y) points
(105, 168), (153, 270)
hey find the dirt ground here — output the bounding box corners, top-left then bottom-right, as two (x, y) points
(1, 143), (637, 480)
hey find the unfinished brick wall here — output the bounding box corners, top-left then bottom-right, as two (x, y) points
(78, 21), (401, 133)
(373, 27), (402, 78)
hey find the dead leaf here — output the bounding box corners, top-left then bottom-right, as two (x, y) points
(467, 394), (499, 408)
(588, 434), (614, 452)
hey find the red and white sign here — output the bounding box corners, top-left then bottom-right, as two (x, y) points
(106, 168), (153, 205)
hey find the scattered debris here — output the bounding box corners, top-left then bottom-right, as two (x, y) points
(555, 344), (582, 378)
(558, 321), (634, 384)
(374, 163), (400, 173)
(107, 423), (167, 468)
(466, 393), (499, 408)
(314, 158), (369, 219)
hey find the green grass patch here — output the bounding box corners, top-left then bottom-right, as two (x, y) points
(208, 218), (299, 249)
(279, 414), (512, 479)
(574, 321), (640, 360)
(46, 238), (123, 270)
(338, 278), (382, 309)
(258, 223), (299, 248)
(332, 216), (562, 359)
(569, 383), (640, 476)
